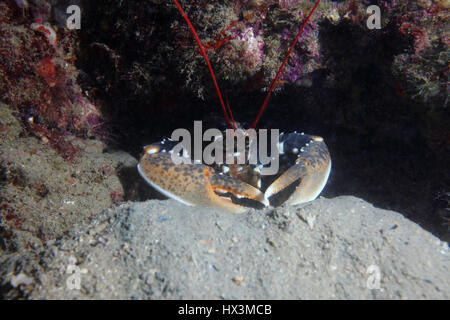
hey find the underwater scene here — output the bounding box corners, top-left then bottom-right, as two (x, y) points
(0, 0), (448, 300)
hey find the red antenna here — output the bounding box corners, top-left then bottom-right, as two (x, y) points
(225, 93), (236, 130)
(173, 0), (235, 131)
(250, 0), (321, 129)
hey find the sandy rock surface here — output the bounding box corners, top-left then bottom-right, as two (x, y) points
(0, 103), (137, 251)
(1, 196), (448, 299)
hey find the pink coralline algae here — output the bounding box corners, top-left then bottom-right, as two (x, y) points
(30, 22), (57, 46)
(233, 26), (265, 73)
(380, 0), (449, 108)
(36, 56), (56, 86)
(174, 0), (325, 96)
(0, 1), (105, 160)
(173, 0), (447, 107)
(279, 22), (319, 83)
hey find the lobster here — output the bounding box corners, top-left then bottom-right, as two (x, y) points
(138, 0), (331, 213)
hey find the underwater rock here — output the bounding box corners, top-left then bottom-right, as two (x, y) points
(0, 196), (448, 299)
(0, 0), (106, 160)
(0, 103), (137, 253)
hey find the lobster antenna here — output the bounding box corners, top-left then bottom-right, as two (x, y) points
(225, 93), (237, 130)
(250, 0), (321, 129)
(173, 0), (235, 131)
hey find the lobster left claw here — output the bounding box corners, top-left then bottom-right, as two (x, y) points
(138, 147), (268, 213)
(264, 134), (331, 207)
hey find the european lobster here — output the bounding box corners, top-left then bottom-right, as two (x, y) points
(138, 0), (331, 213)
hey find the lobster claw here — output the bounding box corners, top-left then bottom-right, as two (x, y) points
(264, 134), (331, 207)
(138, 148), (268, 213)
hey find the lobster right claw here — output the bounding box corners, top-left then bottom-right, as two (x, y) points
(264, 134), (331, 207)
(138, 148), (268, 213)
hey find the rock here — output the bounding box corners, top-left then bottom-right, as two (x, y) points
(0, 103), (22, 140)
(1, 196), (447, 299)
(0, 103), (138, 252)
(10, 272), (34, 288)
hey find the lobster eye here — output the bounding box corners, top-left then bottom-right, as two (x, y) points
(312, 136), (324, 142)
(144, 145), (159, 154)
